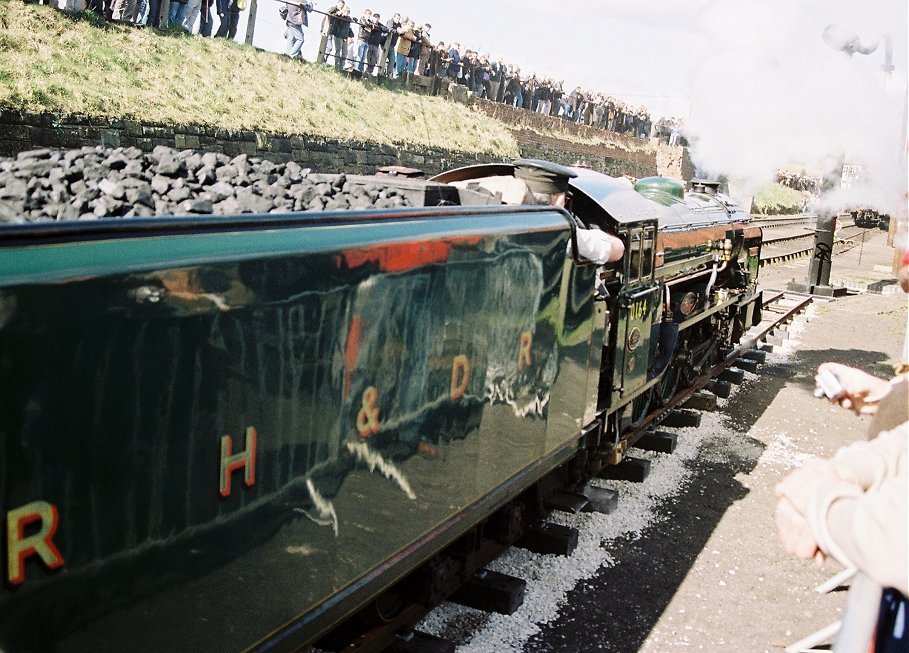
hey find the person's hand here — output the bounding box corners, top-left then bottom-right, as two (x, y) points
(775, 496), (826, 563)
(774, 459), (838, 562)
(774, 457), (837, 512)
(818, 362), (890, 415)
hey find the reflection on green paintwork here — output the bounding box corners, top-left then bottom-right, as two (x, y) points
(0, 208), (597, 651)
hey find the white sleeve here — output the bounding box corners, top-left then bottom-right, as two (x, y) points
(572, 228), (618, 264)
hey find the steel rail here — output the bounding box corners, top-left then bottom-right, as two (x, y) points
(760, 226), (877, 267)
(632, 292), (811, 436)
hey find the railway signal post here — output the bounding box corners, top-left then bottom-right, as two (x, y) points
(788, 212), (848, 297)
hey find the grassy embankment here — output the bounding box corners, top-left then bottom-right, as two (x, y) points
(752, 183), (809, 215)
(0, 2), (519, 157)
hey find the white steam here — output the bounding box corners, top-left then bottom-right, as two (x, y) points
(685, 0), (908, 221)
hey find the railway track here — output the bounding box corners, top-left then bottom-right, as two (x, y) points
(750, 215), (817, 230)
(322, 291), (813, 653)
(759, 221), (878, 267)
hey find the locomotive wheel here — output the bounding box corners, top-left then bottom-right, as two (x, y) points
(627, 390), (652, 429)
(653, 363), (681, 406)
(681, 361), (701, 388)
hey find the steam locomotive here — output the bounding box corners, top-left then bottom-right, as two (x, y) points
(850, 207), (891, 230)
(0, 160), (761, 652)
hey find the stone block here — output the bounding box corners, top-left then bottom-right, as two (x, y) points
(451, 84), (469, 103)
(142, 125), (171, 138)
(0, 111), (25, 124)
(516, 522), (578, 556)
(661, 409), (702, 428)
(76, 126), (100, 140)
(5, 125), (31, 141)
(123, 120), (143, 136)
(221, 141), (242, 156)
(254, 131), (270, 149)
(174, 133), (201, 149)
(635, 430), (678, 454)
(31, 127), (81, 148)
(0, 140), (21, 157)
(269, 137), (292, 153)
(449, 569), (526, 615)
(599, 456), (650, 482)
(135, 137), (157, 151)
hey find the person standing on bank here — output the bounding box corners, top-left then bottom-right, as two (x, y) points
(364, 13), (385, 77)
(195, 0), (214, 36)
(281, 0), (312, 59)
(214, 0), (243, 39)
(317, 0), (345, 64)
(353, 8), (372, 73)
(394, 20), (416, 78)
(381, 13), (401, 77)
(329, 5), (352, 72)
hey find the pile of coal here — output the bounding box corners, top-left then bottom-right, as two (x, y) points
(0, 146), (413, 224)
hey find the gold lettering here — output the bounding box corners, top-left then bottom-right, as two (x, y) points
(450, 355), (471, 400)
(518, 332), (533, 371)
(6, 501), (64, 586)
(219, 426), (257, 498)
(356, 386), (381, 437)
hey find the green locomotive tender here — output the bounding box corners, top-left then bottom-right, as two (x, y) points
(0, 160), (761, 651)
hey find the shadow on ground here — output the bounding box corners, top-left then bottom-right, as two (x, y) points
(523, 343), (893, 652)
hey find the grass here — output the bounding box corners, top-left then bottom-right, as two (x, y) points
(0, 2), (519, 157)
(752, 183), (809, 215)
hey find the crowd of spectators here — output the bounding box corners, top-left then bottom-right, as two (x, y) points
(776, 169), (823, 195)
(50, 0), (246, 41)
(289, 2), (677, 141)
(38, 0), (688, 144)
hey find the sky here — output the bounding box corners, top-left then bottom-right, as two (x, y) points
(227, 0), (908, 216)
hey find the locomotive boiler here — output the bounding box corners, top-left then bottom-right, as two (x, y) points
(0, 159), (761, 652)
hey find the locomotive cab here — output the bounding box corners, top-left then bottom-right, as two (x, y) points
(567, 171), (665, 426)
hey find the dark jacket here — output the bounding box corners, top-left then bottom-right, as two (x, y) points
(357, 16), (371, 40)
(408, 29), (423, 59)
(384, 19), (400, 49)
(447, 48), (461, 77)
(327, 7), (348, 37)
(365, 21), (386, 47)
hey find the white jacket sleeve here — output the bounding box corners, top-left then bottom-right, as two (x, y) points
(806, 424), (909, 594)
(572, 228), (623, 264)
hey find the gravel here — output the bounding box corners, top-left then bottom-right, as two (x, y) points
(0, 146), (415, 224)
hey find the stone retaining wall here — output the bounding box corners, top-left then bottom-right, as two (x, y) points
(0, 109), (678, 180)
(0, 110), (499, 176)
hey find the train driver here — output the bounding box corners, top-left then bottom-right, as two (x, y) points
(513, 160), (625, 265)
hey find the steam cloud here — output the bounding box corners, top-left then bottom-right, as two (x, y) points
(684, 0), (907, 225)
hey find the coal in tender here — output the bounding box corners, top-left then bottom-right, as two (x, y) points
(0, 145), (414, 224)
